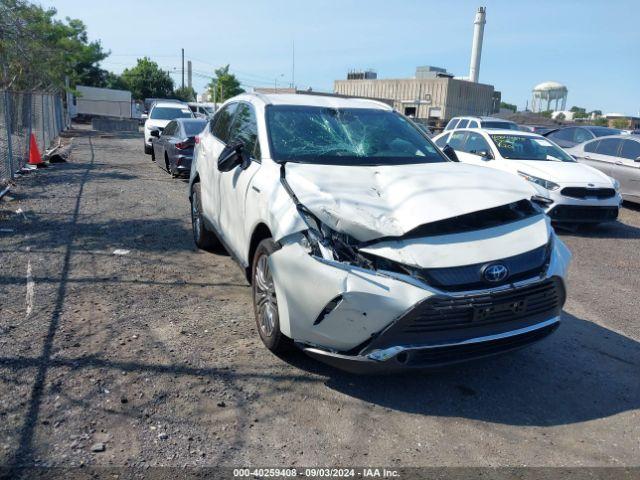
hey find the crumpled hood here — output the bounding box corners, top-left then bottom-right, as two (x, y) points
(285, 162), (537, 242)
(515, 160), (614, 185)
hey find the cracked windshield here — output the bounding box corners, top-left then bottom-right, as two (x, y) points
(267, 106), (445, 165)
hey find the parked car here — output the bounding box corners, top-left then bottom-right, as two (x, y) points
(432, 129), (622, 224)
(150, 118), (207, 177)
(144, 102), (194, 154)
(543, 125), (623, 148)
(188, 102), (216, 119)
(188, 93), (571, 373)
(566, 135), (640, 204)
(444, 116), (519, 132)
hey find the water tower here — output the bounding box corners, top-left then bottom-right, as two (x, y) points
(531, 81), (568, 112)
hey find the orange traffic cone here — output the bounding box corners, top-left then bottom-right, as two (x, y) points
(28, 133), (45, 167)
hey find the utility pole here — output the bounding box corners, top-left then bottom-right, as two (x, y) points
(181, 48), (185, 89)
(187, 60), (192, 90)
(291, 40), (295, 89)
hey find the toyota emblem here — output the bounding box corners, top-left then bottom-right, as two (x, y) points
(482, 263), (509, 283)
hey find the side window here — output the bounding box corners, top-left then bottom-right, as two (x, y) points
(464, 132), (491, 155)
(457, 119), (469, 128)
(211, 103), (238, 143)
(449, 131), (467, 150)
(573, 129), (592, 143)
(162, 122), (176, 136)
(444, 119), (459, 131)
(584, 140), (600, 153)
(228, 103), (260, 160)
(595, 138), (622, 157)
(434, 133), (450, 148)
(620, 140), (640, 160)
(470, 120), (480, 128)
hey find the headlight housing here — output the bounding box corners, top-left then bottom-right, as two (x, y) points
(518, 171), (560, 191)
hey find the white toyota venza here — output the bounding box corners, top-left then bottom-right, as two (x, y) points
(432, 128), (622, 225)
(189, 94), (571, 373)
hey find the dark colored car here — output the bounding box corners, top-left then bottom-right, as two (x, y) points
(150, 118), (207, 177)
(543, 125), (623, 148)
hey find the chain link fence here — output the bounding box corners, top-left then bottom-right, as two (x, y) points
(0, 89), (68, 184)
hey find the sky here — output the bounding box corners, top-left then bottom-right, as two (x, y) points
(41, 0), (640, 115)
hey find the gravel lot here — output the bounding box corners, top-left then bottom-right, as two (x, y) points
(0, 127), (638, 471)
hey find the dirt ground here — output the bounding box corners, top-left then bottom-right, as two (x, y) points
(0, 127), (639, 473)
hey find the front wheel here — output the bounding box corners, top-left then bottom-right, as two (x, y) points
(190, 182), (219, 250)
(252, 239), (290, 353)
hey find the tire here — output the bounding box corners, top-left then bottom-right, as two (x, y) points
(165, 155), (173, 176)
(190, 182), (219, 250)
(252, 238), (290, 353)
(144, 143), (152, 155)
(151, 147), (155, 162)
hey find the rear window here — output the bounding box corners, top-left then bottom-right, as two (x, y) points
(481, 121), (519, 130)
(150, 107), (193, 120)
(183, 121), (207, 136)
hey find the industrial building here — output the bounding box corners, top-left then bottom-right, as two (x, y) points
(334, 69), (499, 123)
(333, 7), (500, 125)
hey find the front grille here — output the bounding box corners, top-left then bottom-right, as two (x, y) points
(405, 322), (558, 366)
(360, 277), (565, 354)
(548, 205), (618, 222)
(421, 244), (549, 291)
(402, 278), (563, 334)
(561, 187), (616, 199)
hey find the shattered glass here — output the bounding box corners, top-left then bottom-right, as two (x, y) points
(267, 106), (444, 165)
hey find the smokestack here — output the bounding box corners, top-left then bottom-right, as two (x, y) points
(469, 6), (486, 83)
(187, 60), (192, 89)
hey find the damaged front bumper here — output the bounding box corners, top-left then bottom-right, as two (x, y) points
(269, 231), (571, 373)
(303, 317), (560, 374)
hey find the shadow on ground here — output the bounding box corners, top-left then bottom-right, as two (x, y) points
(280, 312), (640, 427)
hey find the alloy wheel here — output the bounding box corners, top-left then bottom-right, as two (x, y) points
(254, 252), (278, 337)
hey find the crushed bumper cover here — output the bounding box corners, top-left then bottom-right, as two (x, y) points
(303, 317), (560, 374)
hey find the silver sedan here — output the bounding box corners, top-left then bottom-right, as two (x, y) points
(567, 135), (640, 204)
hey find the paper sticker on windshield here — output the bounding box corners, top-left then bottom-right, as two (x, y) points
(181, 109), (191, 114)
(533, 139), (552, 147)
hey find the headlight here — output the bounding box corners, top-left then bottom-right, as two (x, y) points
(518, 171), (560, 191)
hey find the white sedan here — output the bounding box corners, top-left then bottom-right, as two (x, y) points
(189, 93), (571, 373)
(144, 101), (194, 155)
(433, 129), (622, 225)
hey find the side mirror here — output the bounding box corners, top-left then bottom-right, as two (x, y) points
(635, 156), (640, 162)
(150, 130), (160, 138)
(477, 150), (493, 160)
(141, 113), (148, 120)
(442, 144), (459, 162)
(218, 141), (248, 172)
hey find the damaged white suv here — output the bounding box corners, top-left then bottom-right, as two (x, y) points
(189, 93), (572, 373)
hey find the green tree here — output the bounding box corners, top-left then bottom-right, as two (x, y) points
(569, 106), (586, 114)
(611, 118), (629, 129)
(592, 117), (608, 126)
(103, 71), (128, 91)
(539, 110), (553, 119)
(173, 86), (197, 102)
(207, 65), (244, 103)
(0, 0), (109, 90)
(500, 101), (517, 112)
(120, 57), (174, 100)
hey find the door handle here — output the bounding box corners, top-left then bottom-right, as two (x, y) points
(616, 161), (623, 165)
(584, 155), (591, 159)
